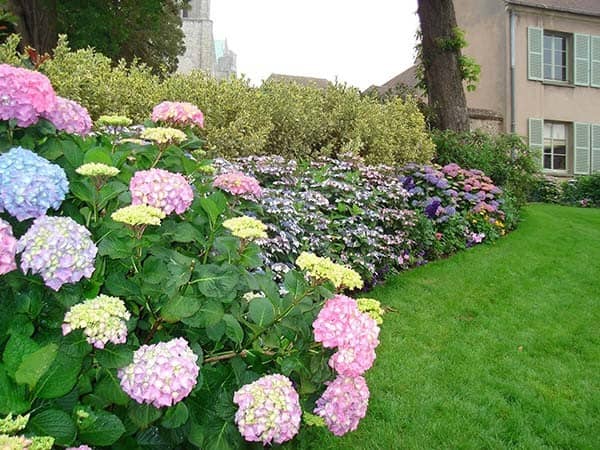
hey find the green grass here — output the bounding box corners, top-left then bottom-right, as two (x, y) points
(289, 204), (600, 449)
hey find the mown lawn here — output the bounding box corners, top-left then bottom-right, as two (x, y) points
(288, 204), (600, 449)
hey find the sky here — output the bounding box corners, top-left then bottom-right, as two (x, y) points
(211, 0), (420, 91)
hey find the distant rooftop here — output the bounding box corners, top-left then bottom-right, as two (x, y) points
(506, 0), (600, 17)
(266, 74), (330, 89)
(363, 65), (422, 97)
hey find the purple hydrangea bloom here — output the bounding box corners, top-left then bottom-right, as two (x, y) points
(424, 199), (442, 219)
(0, 147), (69, 221)
(118, 338), (199, 408)
(233, 374), (301, 445)
(17, 216), (97, 291)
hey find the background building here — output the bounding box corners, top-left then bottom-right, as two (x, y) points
(177, 0), (236, 79)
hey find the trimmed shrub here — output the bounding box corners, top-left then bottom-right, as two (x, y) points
(0, 35), (435, 166)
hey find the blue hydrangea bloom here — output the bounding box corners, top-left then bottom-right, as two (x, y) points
(0, 147), (69, 221)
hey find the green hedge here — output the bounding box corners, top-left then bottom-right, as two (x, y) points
(0, 35), (435, 165)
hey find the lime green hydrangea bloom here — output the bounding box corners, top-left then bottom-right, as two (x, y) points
(30, 436), (55, 450)
(357, 298), (385, 325)
(97, 115), (133, 127)
(0, 414), (29, 434)
(140, 127), (187, 145)
(76, 162), (120, 177)
(111, 204), (166, 226)
(223, 216), (267, 240)
(296, 252), (363, 290)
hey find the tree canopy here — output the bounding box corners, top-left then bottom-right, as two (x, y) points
(6, 0), (189, 73)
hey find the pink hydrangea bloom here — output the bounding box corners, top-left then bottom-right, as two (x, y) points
(118, 338), (199, 408)
(314, 376), (370, 436)
(130, 168), (194, 215)
(233, 374), (301, 445)
(213, 171), (262, 199)
(0, 64), (57, 127)
(42, 96), (92, 135)
(151, 101), (204, 128)
(442, 163), (462, 178)
(313, 295), (365, 348)
(66, 446), (93, 450)
(313, 295), (380, 376)
(0, 218), (17, 274)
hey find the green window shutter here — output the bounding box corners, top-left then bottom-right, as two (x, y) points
(574, 122), (591, 174)
(528, 118), (544, 168)
(528, 27), (543, 81)
(574, 34), (591, 86)
(591, 124), (600, 173)
(591, 35), (600, 88)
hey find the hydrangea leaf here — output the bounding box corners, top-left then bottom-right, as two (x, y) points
(15, 343), (58, 390)
(28, 409), (76, 446)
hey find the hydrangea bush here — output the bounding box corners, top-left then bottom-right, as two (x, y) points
(0, 65), (389, 449)
(213, 154), (515, 285)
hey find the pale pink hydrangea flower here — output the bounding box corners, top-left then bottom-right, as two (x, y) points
(151, 101), (204, 128)
(130, 168), (194, 215)
(213, 171), (262, 199)
(0, 63), (57, 127)
(313, 294), (380, 376)
(233, 374), (301, 445)
(66, 446), (93, 450)
(0, 218), (17, 274)
(118, 338), (199, 408)
(314, 376), (370, 436)
(42, 96), (92, 135)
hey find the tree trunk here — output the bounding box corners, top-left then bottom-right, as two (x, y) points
(7, 0), (57, 54)
(417, 0), (470, 132)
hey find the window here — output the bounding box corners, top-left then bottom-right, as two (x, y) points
(543, 122), (567, 171)
(543, 33), (568, 82)
(182, 8), (188, 18)
(528, 28), (600, 86)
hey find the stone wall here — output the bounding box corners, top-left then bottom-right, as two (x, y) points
(468, 108), (504, 135)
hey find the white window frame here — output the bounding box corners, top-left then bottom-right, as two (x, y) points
(543, 32), (569, 83)
(543, 122), (568, 173)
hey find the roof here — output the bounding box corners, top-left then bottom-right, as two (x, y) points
(266, 74), (330, 89)
(506, 0), (600, 17)
(363, 65), (422, 97)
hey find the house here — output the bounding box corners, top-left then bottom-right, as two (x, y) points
(374, 0), (600, 177)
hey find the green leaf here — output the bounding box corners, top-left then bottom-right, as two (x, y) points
(199, 196), (222, 225)
(79, 410), (126, 446)
(128, 403), (163, 428)
(105, 271), (142, 297)
(284, 270), (309, 298)
(15, 343), (58, 389)
(61, 139), (84, 167)
(0, 365), (30, 414)
(96, 344), (134, 369)
(36, 350), (86, 399)
(198, 299), (225, 327)
(143, 256), (169, 284)
(94, 370), (130, 406)
(193, 264), (239, 298)
(206, 320), (226, 342)
(169, 222), (204, 243)
(248, 296), (276, 326)
(98, 234), (136, 259)
(162, 402), (189, 429)
(84, 147), (113, 165)
(223, 315), (244, 345)
(28, 409), (76, 446)
(2, 333), (39, 376)
(70, 180), (96, 203)
(161, 294), (201, 323)
(98, 181), (128, 208)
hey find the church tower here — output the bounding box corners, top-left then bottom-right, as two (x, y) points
(177, 0), (216, 75)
